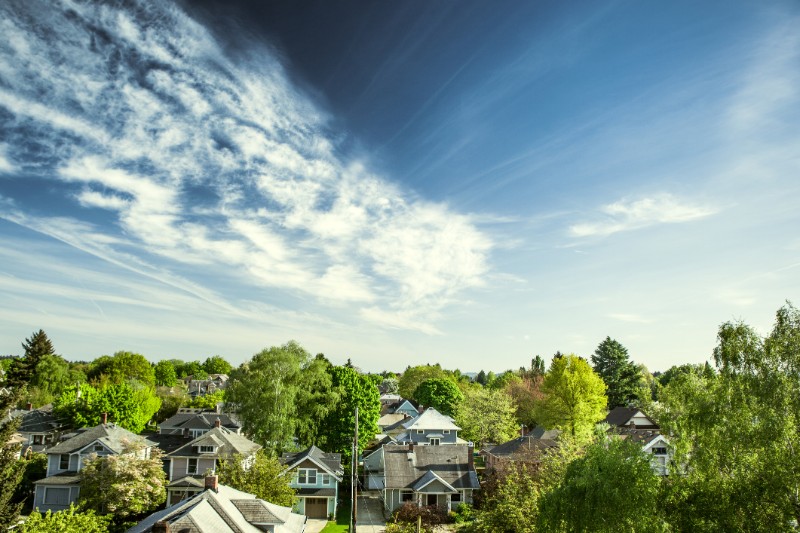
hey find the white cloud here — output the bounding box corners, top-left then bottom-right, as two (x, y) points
(0, 144), (14, 173)
(570, 194), (718, 238)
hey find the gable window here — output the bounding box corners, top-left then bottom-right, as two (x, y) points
(93, 444), (105, 452)
(59, 454), (69, 470)
(188, 458), (198, 474)
(198, 445), (215, 453)
(652, 447), (668, 455)
(298, 468), (317, 485)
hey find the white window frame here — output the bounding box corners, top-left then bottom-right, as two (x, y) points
(416, 429), (424, 434)
(298, 468), (317, 485)
(44, 487), (71, 505)
(401, 490), (414, 502)
(321, 473), (331, 485)
(59, 454), (69, 470)
(188, 458), (198, 474)
(652, 447), (668, 455)
(443, 430), (450, 435)
(198, 445), (216, 453)
(429, 438), (441, 446)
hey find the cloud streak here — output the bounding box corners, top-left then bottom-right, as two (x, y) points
(0, 0), (491, 332)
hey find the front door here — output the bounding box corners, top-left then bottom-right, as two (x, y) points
(426, 494), (438, 506)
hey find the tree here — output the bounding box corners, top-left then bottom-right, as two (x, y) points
(320, 365), (380, 457)
(397, 364), (449, 400)
(176, 360), (208, 379)
(153, 360), (177, 387)
(531, 355), (546, 377)
(471, 464), (541, 533)
(474, 370), (487, 386)
(87, 351), (155, 387)
(591, 337), (642, 408)
(0, 391), (24, 529)
(6, 329), (55, 387)
(154, 386), (190, 422)
(658, 303), (800, 531)
(455, 386), (518, 446)
(538, 436), (665, 532)
(79, 444), (166, 519)
(413, 378), (463, 416)
(226, 341), (331, 453)
(27, 354), (86, 407)
(54, 381), (161, 433)
(505, 375), (545, 429)
(18, 504), (111, 533)
(533, 354), (606, 442)
(202, 355), (233, 375)
(216, 450), (295, 506)
(187, 389), (225, 410)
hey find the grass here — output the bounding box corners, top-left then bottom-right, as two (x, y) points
(320, 500), (352, 533)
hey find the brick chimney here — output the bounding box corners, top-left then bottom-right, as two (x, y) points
(408, 442), (414, 452)
(214, 418), (221, 428)
(152, 521), (171, 533)
(205, 474), (219, 492)
(26, 402), (33, 411)
(101, 412), (108, 424)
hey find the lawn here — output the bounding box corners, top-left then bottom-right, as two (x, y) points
(321, 500), (351, 533)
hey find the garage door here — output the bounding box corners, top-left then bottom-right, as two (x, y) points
(305, 497), (328, 518)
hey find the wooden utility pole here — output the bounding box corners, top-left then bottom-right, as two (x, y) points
(351, 406), (359, 532)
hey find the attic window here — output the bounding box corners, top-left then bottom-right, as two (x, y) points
(652, 447), (668, 455)
(199, 445), (216, 453)
(94, 444), (104, 452)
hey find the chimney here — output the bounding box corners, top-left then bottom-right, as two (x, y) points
(152, 521), (171, 533)
(408, 442), (414, 452)
(214, 418), (221, 428)
(468, 443), (474, 470)
(205, 474), (219, 492)
(101, 412), (108, 425)
(26, 402), (33, 411)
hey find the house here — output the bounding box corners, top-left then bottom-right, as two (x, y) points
(3, 403), (71, 454)
(128, 475), (306, 533)
(394, 407), (463, 446)
(165, 421), (260, 505)
(159, 407), (241, 437)
(603, 406), (672, 475)
(280, 445), (343, 519)
(483, 427), (561, 471)
(33, 420), (156, 512)
(184, 374), (229, 398)
(381, 443), (479, 513)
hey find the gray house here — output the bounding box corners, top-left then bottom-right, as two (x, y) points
(33, 422), (156, 512)
(381, 443), (479, 512)
(394, 408), (463, 446)
(159, 408), (241, 438)
(166, 422), (260, 505)
(3, 403), (70, 454)
(281, 445), (343, 519)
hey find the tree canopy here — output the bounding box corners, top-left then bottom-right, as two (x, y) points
(0, 391), (24, 529)
(455, 386), (518, 446)
(202, 355), (233, 375)
(87, 351), (155, 387)
(54, 381), (161, 433)
(413, 378), (463, 416)
(321, 365), (381, 457)
(216, 450), (295, 507)
(6, 329), (55, 387)
(591, 337), (642, 408)
(18, 504), (111, 533)
(153, 359), (177, 387)
(533, 354), (606, 442)
(398, 364), (449, 400)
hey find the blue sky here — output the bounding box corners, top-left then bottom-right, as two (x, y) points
(0, 0), (798, 372)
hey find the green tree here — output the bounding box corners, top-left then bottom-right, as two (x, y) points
(176, 360), (208, 379)
(0, 391), (24, 529)
(79, 444), (166, 519)
(54, 381), (161, 433)
(538, 437), (665, 532)
(28, 354), (85, 406)
(471, 464), (541, 533)
(14, 452), (47, 509)
(658, 303), (800, 531)
(320, 365), (380, 457)
(474, 370), (487, 386)
(18, 504), (111, 533)
(533, 354), (607, 442)
(505, 375), (545, 429)
(202, 355), (233, 375)
(7, 329), (55, 387)
(187, 390), (225, 410)
(591, 337), (642, 408)
(398, 364), (449, 400)
(87, 351), (155, 387)
(153, 360), (177, 387)
(226, 341), (330, 453)
(413, 378), (464, 416)
(216, 450), (295, 506)
(380, 377), (399, 394)
(154, 386), (190, 422)
(455, 386), (518, 446)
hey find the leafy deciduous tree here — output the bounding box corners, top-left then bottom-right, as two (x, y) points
(455, 386), (518, 446)
(54, 381), (161, 433)
(413, 378), (464, 416)
(505, 375), (545, 429)
(216, 450), (295, 507)
(471, 464), (540, 533)
(87, 351), (155, 387)
(321, 365), (380, 457)
(18, 504), (111, 533)
(398, 364), (449, 401)
(0, 391), (24, 529)
(202, 355), (233, 375)
(153, 360), (177, 387)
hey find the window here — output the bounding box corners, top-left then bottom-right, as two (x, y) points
(416, 429), (424, 434)
(443, 430), (450, 435)
(298, 468), (317, 485)
(429, 438), (441, 446)
(44, 487), (70, 506)
(652, 447), (668, 455)
(198, 445), (215, 453)
(33, 435), (43, 445)
(321, 474), (330, 485)
(426, 494), (438, 506)
(451, 492), (462, 503)
(188, 458), (198, 474)
(93, 444), (105, 452)
(401, 491), (414, 502)
(191, 429), (206, 439)
(59, 454), (69, 470)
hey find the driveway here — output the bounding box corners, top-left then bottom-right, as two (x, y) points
(354, 492), (386, 532)
(304, 518), (328, 533)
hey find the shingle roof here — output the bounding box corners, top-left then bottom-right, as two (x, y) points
(604, 407), (659, 429)
(127, 484), (306, 533)
(5, 404), (69, 434)
(401, 408), (460, 431)
(34, 472), (81, 486)
(487, 435), (560, 459)
(168, 426), (260, 458)
(160, 411), (241, 432)
(46, 423), (155, 455)
(280, 445), (343, 478)
(382, 444), (479, 491)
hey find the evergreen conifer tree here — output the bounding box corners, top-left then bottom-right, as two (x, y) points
(591, 337), (642, 408)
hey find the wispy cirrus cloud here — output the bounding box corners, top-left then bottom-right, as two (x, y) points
(0, 0), (491, 332)
(570, 194), (718, 238)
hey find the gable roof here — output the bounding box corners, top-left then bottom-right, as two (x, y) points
(402, 408), (460, 431)
(280, 445), (343, 479)
(160, 410), (241, 432)
(383, 444), (479, 491)
(168, 426), (260, 458)
(46, 423), (155, 455)
(604, 407), (659, 429)
(487, 434), (560, 459)
(128, 484), (306, 533)
(5, 404), (69, 434)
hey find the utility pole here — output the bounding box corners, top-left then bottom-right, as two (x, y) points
(351, 406), (359, 532)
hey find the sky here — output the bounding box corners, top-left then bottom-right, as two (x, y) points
(0, 0), (798, 373)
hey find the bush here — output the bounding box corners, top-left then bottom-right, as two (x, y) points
(391, 503), (448, 531)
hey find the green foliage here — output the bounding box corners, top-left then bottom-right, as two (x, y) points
(176, 360), (208, 379)
(226, 341), (331, 453)
(474, 370), (487, 386)
(391, 502), (447, 532)
(398, 364), (449, 401)
(658, 303), (800, 531)
(380, 377), (399, 394)
(504, 375), (544, 429)
(321, 365), (380, 457)
(7, 329), (55, 387)
(187, 390), (225, 410)
(216, 450), (295, 507)
(413, 378), (463, 416)
(154, 386), (189, 422)
(471, 465), (540, 533)
(533, 354), (606, 442)
(27, 354), (86, 407)
(0, 391), (24, 529)
(87, 351), (155, 387)
(455, 386), (518, 446)
(538, 437), (665, 532)
(202, 355), (232, 375)
(19, 504), (111, 533)
(78, 444), (166, 519)
(591, 337), (642, 408)
(54, 382), (161, 433)
(153, 360), (177, 387)
(14, 452), (47, 509)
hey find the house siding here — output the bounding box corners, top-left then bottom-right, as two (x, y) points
(33, 484), (81, 513)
